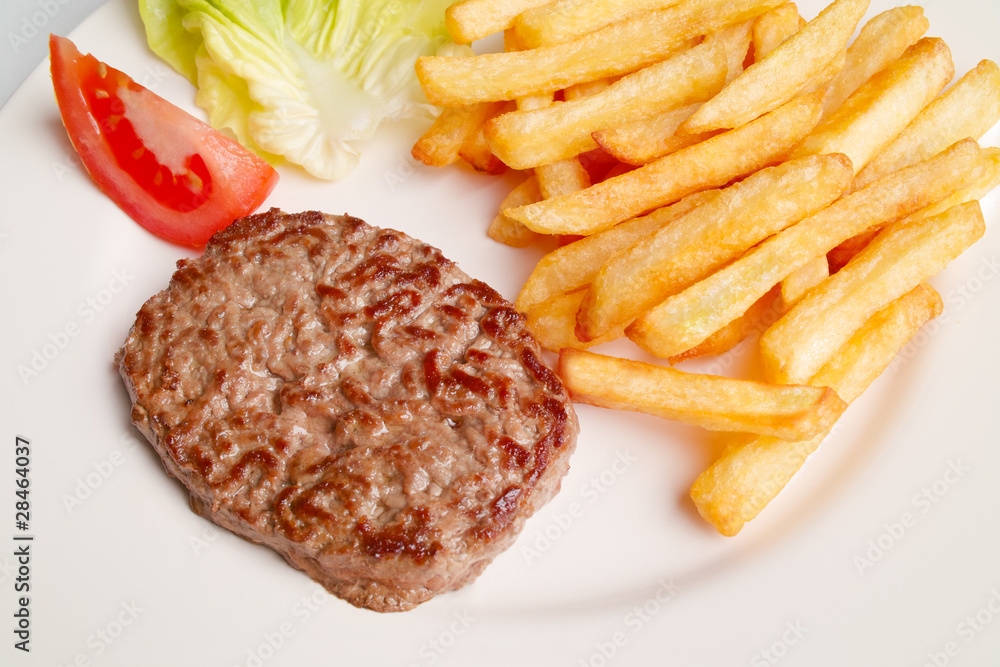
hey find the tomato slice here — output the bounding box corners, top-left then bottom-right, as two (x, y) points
(49, 34), (278, 247)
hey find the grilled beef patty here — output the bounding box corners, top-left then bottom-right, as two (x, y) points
(117, 209), (578, 612)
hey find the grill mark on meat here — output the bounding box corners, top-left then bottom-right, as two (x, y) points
(219, 448), (280, 494)
(316, 283), (346, 300)
(117, 210), (578, 612)
(521, 348), (566, 396)
(357, 507), (441, 564)
(451, 368), (492, 400)
(344, 253), (402, 289)
(471, 486), (524, 542)
(364, 289), (422, 321)
(497, 435), (532, 469)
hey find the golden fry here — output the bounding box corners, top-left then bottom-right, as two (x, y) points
(627, 139), (983, 359)
(752, 2), (802, 62)
(691, 283), (944, 536)
(412, 102), (507, 167)
(682, 0), (868, 133)
(416, 0), (785, 105)
(514, 0), (686, 48)
(793, 37), (955, 174)
(855, 59), (1000, 189)
(558, 349), (847, 440)
(760, 201), (985, 384)
(831, 147), (1000, 270)
(488, 176), (544, 248)
(592, 105), (716, 166)
(780, 255), (829, 310)
(577, 154), (852, 342)
(515, 191), (718, 312)
(822, 5), (929, 118)
(562, 78), (613, 101)
(668, 286), (783, 363)
(536, 159), (592, 200)
(506, 93), (823, 235)
(524, 290), (624, 351)
(445, 0), (554, 44)
(485, 37), (728, 168)
(459, 125), (509, 175)
(716, 18), (755, 83)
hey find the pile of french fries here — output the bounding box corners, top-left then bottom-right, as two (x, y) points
(412, 0), (1000, 536)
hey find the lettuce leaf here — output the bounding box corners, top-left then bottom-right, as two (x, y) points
(139, 0), (459, 180)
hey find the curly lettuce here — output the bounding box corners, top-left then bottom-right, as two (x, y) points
(138, 0), (461, 180)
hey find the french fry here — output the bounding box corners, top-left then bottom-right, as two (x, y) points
(826, 229), (874, 275)
(416, 0), (999, 539)
(775, 6), (831, 307)
(780, 256), (829, 309)
(506, 72), (601, 205)
(830, 147), (1000, 271)
(536, 159), (593, 199)
(577, 154), (853, 342)
(627, 139), (984, 359)
(513, 0), (686, 48)
(558, 348), (848, 440)
(485, 37), (729, 169)
(562, 79), (613, 101)
(416, 0), (786, 106)
(855, 60), (1000, 190)
(681, 0), (868, 134)
(488, 176), (544, 248)
(445, 0), (555, 44)
(716, 18), (755, 83)
(592, 105), (717, 166)
(752, 2), (802, 62)
(506, 92), (823, 236)
(772, 11), (828, 308)
(792, 37), (955, 174)
(515, 190), (719, 312)
(668, 286), (782, 363)
(691, 283), (944, 536)
(524, 289), (625, 351)
(760, 201), (985, 384)
(896, 147), (1000, 223)
(822, 5), (929, 118)
(459, 123), (510, 175)
(412, 102), (507, 167)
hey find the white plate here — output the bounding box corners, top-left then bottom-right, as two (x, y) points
(2, 1), (999, 665)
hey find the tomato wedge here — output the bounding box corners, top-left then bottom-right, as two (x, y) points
(49, 34), (278, 247)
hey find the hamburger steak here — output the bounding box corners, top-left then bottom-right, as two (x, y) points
(117, 209), (578, 612)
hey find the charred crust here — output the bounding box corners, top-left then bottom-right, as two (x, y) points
(117, 209), (578, 612)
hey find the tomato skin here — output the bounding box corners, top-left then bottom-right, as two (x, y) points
(49, 34), (278, 247)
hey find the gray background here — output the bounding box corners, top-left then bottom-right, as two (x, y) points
(2, 0), (107, 105)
